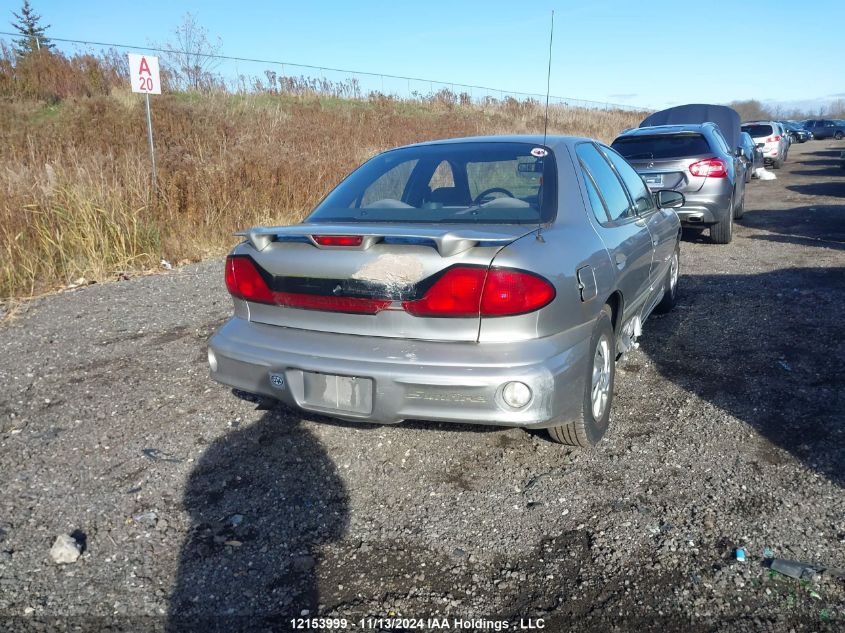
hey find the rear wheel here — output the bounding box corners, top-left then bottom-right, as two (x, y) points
(655, 243), (680, 314)
(710, 197), (734, 244)
(835, 131), (844, 140)
(771, 158), (782, 169)
(548, 305), (615, 447)
(733, 191), (745, 220)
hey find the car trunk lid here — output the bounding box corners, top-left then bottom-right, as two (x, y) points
(232, 222), (535, 342)
(624, 157), (709, 193)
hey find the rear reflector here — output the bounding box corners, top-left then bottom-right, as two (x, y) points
(403, 266), (555, 317)
(312, 235), (363, 247)
(225, 256), (390, 314)
(689, 158), (728, 178)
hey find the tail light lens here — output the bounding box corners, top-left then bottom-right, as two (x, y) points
(403, 267), (555, 317)
(689, 158), (728, 178)
(225, 256), (390, 314)
(766, 135), (782, 142)
(226, 256), (274, 303)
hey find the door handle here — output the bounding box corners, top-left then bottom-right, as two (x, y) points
(652, 238), (659, 246)
(615, 253), (627, 270)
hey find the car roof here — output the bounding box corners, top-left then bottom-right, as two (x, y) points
(395, 134), (596, 152)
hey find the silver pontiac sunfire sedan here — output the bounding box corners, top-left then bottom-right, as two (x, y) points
(208, 135), (683, 446)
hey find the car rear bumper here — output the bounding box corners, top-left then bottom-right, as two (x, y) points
(207, 318), (592, 428)
(673, 189), (733, 225)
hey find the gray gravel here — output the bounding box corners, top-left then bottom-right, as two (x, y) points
(1, 141), (843, 632)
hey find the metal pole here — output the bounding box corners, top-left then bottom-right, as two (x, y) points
(144, 93), (156, 191)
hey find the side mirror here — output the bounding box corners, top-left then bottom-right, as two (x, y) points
(656, 189), (685, 209)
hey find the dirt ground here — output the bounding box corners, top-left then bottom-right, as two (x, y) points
(0, 140), (843, 632)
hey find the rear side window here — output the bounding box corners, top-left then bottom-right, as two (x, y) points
(612, 134), (711, 159)
(742, 124), (774, 137)
(576, 143), (632, 223)
(601, 146), (655, 215)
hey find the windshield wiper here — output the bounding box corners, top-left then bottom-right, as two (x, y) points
(625, 152), (655, 159)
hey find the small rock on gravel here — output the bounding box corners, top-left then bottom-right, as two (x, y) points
(49, 534), (81, 564)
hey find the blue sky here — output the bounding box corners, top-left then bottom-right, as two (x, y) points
(2, 0), (843, 110)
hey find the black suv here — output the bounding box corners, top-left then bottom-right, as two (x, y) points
(802, 119), (845, 140)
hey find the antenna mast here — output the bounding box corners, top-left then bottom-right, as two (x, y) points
(537, 10), (554, 242)
(542, 10), (555, 145)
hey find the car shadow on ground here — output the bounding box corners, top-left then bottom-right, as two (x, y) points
(167, 408), (348, 631)
(740, 204), (845, 250)
(787, 182), (845, 198)
(641, 267), (845, 488)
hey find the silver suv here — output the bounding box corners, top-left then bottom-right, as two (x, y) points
(741, 121), (789, 169)
(611, 122), (746, 244)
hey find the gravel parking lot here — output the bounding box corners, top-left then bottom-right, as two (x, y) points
(1, 140), (843, 632)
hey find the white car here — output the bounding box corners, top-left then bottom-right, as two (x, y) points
(741, 121), (789, 169)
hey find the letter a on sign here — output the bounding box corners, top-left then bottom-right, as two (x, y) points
(127, 53), (161, 94)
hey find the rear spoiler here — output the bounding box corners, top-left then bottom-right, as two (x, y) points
(235, 225), (528, 257)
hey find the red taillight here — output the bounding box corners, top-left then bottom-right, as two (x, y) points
(312, 235), (363, 247)
(226, 256), (274, 303)
(225, 256), (390, 314)
(689, 158), (728, 178)
(481, 269), (556, 316)
(403, 267), (555, 317)
(403, 267), (486, 317)
(766, 135), (782, 142)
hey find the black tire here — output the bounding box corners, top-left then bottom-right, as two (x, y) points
(548, 305), (615, 447)
(655, 242), (680, 314)
(771, 158), (782, 169)
(835, 131), (844, 140)
(745, 165), (752, 183)
(733, 191), (745, 220)
(710, 197), (734, 244)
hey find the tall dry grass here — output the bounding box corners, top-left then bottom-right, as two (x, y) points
(0, 49), (642, 299)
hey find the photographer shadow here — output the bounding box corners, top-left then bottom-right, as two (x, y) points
(167, 408), (348, 631)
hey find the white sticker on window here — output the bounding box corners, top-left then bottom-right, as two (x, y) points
(531, 147), (548, 157)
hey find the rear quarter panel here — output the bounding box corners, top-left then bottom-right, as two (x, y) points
(479, 141), (613, 343)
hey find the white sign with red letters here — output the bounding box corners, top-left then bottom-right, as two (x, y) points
(127, 53), (161, 95)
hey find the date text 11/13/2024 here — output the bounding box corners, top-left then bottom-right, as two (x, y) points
(290, 617), (547, 630)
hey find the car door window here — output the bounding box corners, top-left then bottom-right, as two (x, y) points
(581, 168), (610, 223)
(600, 146), (656, 215)
(575, 143), (632, 222)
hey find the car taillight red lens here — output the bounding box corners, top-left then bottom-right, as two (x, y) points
(403, 267), (486, 317)
(689, 158), (728, 178)
(481, 269), (556, 316)
(225, 256), (389, 314)
(766, 135), (781, 142)
(403, 267), (555, 317)
(312, 235), (363, 246)
(226, 255), (274, 303)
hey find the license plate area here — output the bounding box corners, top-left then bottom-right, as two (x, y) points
(643, 174), (663, 188)
(300, 371), (373, 415)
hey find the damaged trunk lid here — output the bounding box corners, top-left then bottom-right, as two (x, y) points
(231, 222), (535, 342)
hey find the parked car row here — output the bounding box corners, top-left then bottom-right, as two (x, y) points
(205, 103), (782, 447)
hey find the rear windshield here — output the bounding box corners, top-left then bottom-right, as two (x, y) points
(610, 134), (711, 160)
(742, 124), (774, 137)
(307, 142), (557, 224)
